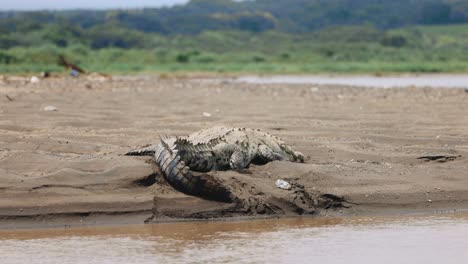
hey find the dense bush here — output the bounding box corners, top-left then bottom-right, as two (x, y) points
(1, 0), (468, 73)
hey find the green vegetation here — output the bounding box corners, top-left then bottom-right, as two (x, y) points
(1, 0), (468, 74)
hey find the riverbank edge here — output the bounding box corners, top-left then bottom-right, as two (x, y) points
(1, 196), (468, 230)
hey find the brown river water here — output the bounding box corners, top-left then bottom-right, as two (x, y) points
(1, 213), (468, 264)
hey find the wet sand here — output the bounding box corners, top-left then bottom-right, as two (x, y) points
(2, 213), (468, 263)
(0, 75), (467, 228)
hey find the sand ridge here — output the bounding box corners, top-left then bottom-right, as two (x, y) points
(0, 76), (467, 228)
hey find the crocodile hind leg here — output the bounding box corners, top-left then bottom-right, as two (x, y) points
(229, 149), (250, 170)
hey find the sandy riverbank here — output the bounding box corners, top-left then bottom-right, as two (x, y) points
(0, 75), (467, 229)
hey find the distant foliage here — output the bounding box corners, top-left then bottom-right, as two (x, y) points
(0, 52), (16, 64)
(1, 0), (468, 73)
(1, 0), (468, 43)
(381, 34), (407, 47)
(176, 53), (190, 63)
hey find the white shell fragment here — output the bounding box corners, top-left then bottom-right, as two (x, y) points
(202, 112), (212, 117)
(43, 105), (58, 112)
(30, 76), (40, 83)
(275, 179), (291, 190)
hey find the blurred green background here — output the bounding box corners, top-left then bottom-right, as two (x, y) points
(1, 0), (468, 74)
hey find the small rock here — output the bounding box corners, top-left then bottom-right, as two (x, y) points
(30, 76), (40, 83)
(70, 69), (79, 77)
(202, 112), (212, 117)
(310, 87), (319, 92)
(275, 179), (291, 190)
(428, 199), (432, 203)
(43, 105), (58, 112)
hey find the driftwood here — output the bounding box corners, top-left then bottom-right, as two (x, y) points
(58, 55), (86, 74)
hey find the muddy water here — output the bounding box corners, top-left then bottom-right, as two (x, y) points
(1, 213), (468, 264)
(236, 74), (468, 88)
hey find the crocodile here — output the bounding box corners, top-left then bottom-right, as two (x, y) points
(126, 126), (304, 201)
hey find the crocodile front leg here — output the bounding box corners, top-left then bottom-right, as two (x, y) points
(258, 144), (287, 162)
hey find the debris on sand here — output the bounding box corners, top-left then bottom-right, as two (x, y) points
(4, 76), (28, 84)
(417, 155), (461, 163)
(30, 76), (40, 83)
(43, 105), (58, 112)
(70, 69), (80, 77)
(5, 95), (14, 102)
(58, 55), (86, 76)
(86, 72), (112, 82)
(310, 87), (319, 92)
(275, 179), (292, 190)
(41, 71), (51, 78)
(202, 112), (212, 117)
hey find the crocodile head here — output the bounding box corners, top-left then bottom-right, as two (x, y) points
(280, 144), (304, 163)
(291, 150), (305, 163)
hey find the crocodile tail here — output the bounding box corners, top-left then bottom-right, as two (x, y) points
(125, 145), (159, 156)
(155, 142), (232, 202)
(155, 142), (196, 193)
